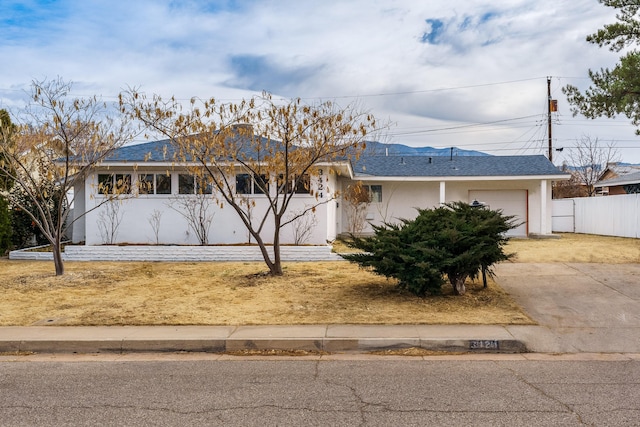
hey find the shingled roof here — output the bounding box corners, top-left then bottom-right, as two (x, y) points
(103, 133), (292, 163)
(104, 139), (177, 162)
(597, 170), (640, 186)
(103, 137), (567, 179)
(351, 155), (566, 178)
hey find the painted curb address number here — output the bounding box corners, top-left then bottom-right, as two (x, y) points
(469, 340), (499, 350)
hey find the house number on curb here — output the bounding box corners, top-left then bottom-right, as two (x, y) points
(469, 340), (499, 350)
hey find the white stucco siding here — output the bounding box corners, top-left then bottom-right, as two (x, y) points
(83, 170), (328, 246)
(71, 180), (86, 243)
(468, 190), (528, 236)
(339, 179), (441, 234)
(340, 178), (554, 237)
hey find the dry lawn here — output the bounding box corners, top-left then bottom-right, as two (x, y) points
(506, 233), (640, 263)
(1, 233), (636, 327)
(0, 260), (529, 326)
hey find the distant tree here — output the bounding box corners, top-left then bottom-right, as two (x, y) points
(563, 1), (640, 132)
(566, 135), (619, 196)
(552, 168), (589, 199)
(121, 91), (381, 275)
(342, 202), (515, 296)
(0, 196), (10, 255)
(0, 109), (15, 254)
(0, 78), (133, 275)
(9, 180), (67, 248)
(0, 109), (16, 191)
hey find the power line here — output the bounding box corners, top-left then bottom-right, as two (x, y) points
(389, 114), (542, 136)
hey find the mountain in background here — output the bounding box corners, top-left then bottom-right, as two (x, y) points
(363, 141), (490, 157)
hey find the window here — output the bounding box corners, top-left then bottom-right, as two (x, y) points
(278, 174), (310, 194)
(178, 174), (195, 194)
(364, 185), (382, 203)
(294, 174), (310, 194)
(156, 174), (172, 194)
(236, 173), (251, 194)
(196, 176), (213, 195)
(179, 174), (213, 195)
(236, 173), (269, 194)
(98, 173), (131, 195)
(254, 174), (268, 194)
(138, 173), (172, 195)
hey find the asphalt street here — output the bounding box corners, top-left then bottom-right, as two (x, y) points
(1, 357), (639, 426)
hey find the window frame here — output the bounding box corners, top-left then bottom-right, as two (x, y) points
(364, 184), (382, 203)
(278, 174), (311, 195)
(178, 174), (213, 195)
(236, 173), (269, 195)
(98, 173), (132, 195)
(138, 173), (172, 195)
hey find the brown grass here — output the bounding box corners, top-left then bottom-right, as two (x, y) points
(0, 260), (529, 326)
(1, 233), (636, 326)
(506, 233), (640, 263)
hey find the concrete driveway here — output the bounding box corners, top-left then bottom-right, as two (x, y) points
(495, 263), (640, 353)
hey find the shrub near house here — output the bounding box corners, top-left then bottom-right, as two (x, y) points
(342, 202), (515, 296)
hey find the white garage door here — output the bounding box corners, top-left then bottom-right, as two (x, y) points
(468, 190), (528, 237)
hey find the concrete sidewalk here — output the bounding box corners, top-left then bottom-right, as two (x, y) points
(0, 324), (527, 354)
(1, 263), (638, 355)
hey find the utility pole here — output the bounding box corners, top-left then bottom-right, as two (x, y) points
(547, 76), (553, 163)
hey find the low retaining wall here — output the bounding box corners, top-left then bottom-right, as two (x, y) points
(10, 245), (344, 262)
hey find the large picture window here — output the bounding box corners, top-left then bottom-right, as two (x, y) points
(98, 173), (131, 195)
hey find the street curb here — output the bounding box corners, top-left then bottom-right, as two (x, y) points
(0, 338), (528, 354)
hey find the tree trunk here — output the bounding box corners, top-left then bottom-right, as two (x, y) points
(52, 241), (65, 276)
(249, 229), (284, 276)
(451, 276), (466, 296)
(271, 220), (283, 276)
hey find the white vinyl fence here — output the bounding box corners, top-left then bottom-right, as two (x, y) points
(552, 194), (640, 238)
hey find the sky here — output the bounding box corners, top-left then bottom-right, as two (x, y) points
(2, 0), (640, 164)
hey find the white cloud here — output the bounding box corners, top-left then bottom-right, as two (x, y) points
(1, 0), (639, 162)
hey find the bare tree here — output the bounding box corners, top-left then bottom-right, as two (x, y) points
(566, 135), (619, 196)
(344, 181), (371, 236)
(287, 209), (319, 245)
(168, 194), (215, 245)
(97, 200), (123, 244)
(0, 78), (133, 275)
(147, 209), (164, 244)
(121, 91), (382, 275)
(552, 165), (589, 199)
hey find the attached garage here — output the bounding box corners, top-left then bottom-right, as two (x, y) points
(468, 190), (528, 236)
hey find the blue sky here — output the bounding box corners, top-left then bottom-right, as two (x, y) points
(2, 0), (640, 163)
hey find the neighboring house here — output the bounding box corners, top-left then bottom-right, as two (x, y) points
(71, 136), (569, 246)
(595, 171), (640, 195)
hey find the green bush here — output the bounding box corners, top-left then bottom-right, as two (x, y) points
(0, 196), (11, 255)
(9, 182), (67, 249)
(341, 202), (516, 296)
